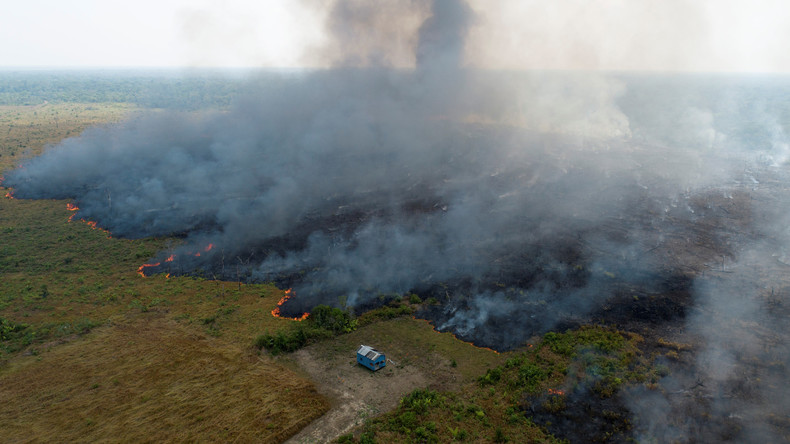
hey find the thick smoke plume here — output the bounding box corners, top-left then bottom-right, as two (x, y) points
(3, 0), (783, 337)
(5, 0), (790, 440)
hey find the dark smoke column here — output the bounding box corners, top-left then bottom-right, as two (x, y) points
(416, 0), (473, 72)
(414, 0), (474, 115)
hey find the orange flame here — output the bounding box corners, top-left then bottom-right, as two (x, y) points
(66, 203), (80, 222)
(165, 254), (175, 262)
(137, 262), (161, 278)
(271, 288), (310, 321)
(204, 243), (214, 252)
(4, 190), (14, 199)
(547, 388), (565, 396)
(72, 218), (112, 238)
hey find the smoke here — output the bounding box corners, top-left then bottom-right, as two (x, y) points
(5, 0), (790, 383)
(5, 0), (790, 439)
(615, 161), (790, 443)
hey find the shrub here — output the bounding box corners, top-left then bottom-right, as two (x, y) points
(0, 317), (28, 341)
(308, 305), (357, 334)
(400, 389), (439, 415)
(517, 362), (548, 392)
(254, 328), (308, 355)
(478, 367), (502, 386)
(358, 432), (376, 444)
(494, 427), (508, 443)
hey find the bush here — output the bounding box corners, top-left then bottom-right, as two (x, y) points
(494, 427), (508, 443)
(254, 328), (308, 355)
(478, 367), (502, 386)
(359, 432), (376, 444)
(0, 317), (28, 341)
(308, 305), (357, 334)
(400, 389), (439, 414)
(517, 362), (548, 392)
(357, 303), (413, 326)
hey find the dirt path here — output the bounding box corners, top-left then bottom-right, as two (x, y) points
(284, 345), (431, 443)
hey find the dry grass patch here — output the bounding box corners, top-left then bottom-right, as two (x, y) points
(0, 103), (132, 173)
(0, 315), (329, 443)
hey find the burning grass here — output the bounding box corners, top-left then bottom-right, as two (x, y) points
(0, 104), (332, 442)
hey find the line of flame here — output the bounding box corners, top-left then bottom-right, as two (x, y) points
(271, 288), (310, 321)
(66, 204), (111, 237)
(547, 388), (565, 395)
(81, 219), (112, 238)
(137, 262), (161, 278)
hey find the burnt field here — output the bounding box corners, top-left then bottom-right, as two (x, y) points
(4, 2), (790, 438)
(4, 1), (790, 442)
(7, 113), (790, 440)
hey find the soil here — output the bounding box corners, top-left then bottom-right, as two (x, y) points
(284, 345), (431, 443)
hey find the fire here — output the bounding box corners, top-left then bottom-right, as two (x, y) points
(4, 190), (14, 199)
(547, 388), (565, 396)
(66, 203), (79, 221)
(165, 254), (175, 262)
(271, 288), (310, 321)
(194, 244), (214, 257)
(83, 219), (111, 237)
(66, 204), (111, 235)
(137, 262), (161, 278)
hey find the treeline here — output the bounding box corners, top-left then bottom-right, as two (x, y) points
(0, 70), (246, 109)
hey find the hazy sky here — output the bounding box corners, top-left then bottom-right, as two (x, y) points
(2, 0), (789, 73)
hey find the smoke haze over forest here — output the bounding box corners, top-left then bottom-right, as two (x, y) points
(5, 0), (790, 441)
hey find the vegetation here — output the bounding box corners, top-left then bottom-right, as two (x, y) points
(0, 316), (329, 442)
(0, 76), (670, 443)
(254, 304), (355, 355)
(340, 326), (660, 443)
(0, 97), (504, 442)
(257, 297), (421, 355)
(0, 102), (329, 441)
(0, 70), (243, 109)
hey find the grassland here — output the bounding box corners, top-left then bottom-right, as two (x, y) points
(0, 99), (665, 444)
(0, 102), (132, 173)
(0, 103), (331, 442)
(340, 327), (659, 443)
(0, 102), (512, 443)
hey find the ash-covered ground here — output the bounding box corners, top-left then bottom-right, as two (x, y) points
(5, 0), (790, 441)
